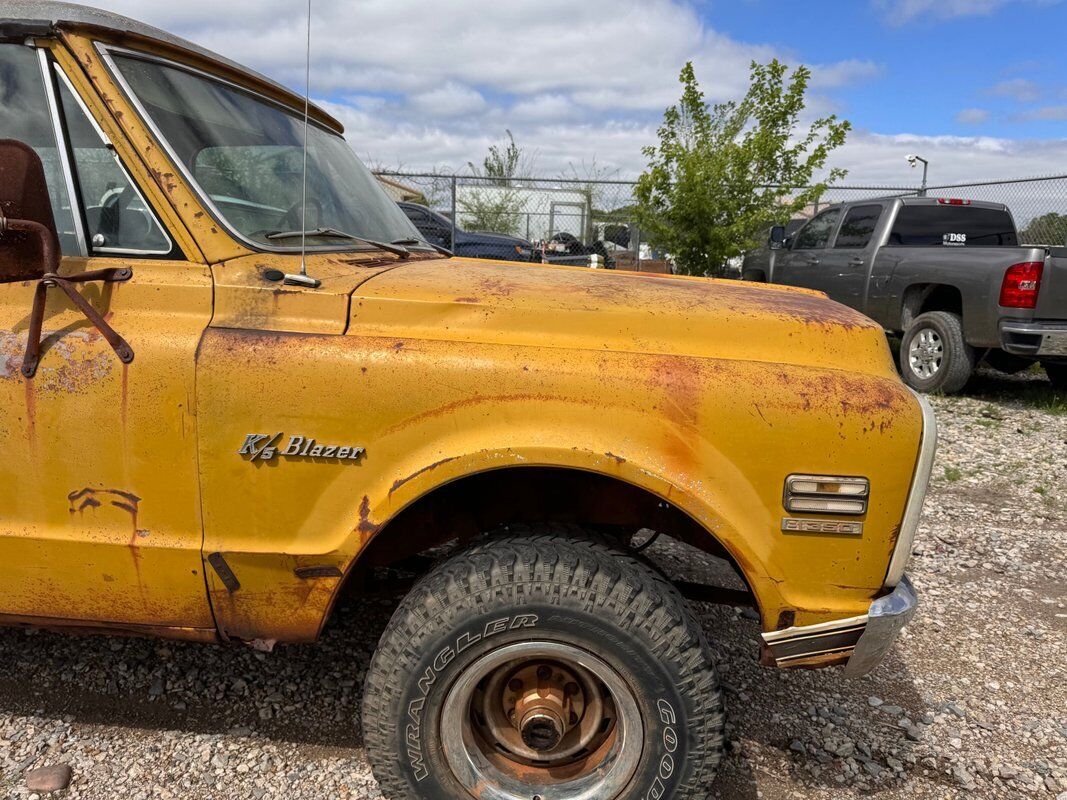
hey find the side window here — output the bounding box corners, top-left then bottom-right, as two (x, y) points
(0, 44), (80, 254)
(834, 205), (882, 249)
(54, 69), (171, 255)
(402, 206), (430, 226)
(793, 209), (841, 250)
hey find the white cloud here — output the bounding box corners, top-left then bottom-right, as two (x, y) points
(510, 94), (578, 121)
(409, 83), (486, 117)
(955, 107), (991, 124)
(988, 78), (1042, 103)
(874, 0), (1060, 25)
(809, 60), (883, 89)
(1020, 105), (1067, 120)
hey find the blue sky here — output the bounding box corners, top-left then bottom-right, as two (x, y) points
(705, 0), (1067, 140)
(92, 0), (1067, 183)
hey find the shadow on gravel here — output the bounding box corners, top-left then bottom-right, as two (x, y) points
(0, 546), (929, 796)
(0, 594), (397, 750)
(960, 368), (1066, 415)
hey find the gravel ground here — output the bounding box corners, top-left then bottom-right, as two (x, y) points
(1, 368), (1064, 799)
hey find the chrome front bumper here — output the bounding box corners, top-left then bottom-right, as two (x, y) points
(843, 575), (918, 676)
(760, 575), (918, 676)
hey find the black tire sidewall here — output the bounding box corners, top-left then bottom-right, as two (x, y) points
(900, 312), (972, 393)
(391, 603), (693, 800)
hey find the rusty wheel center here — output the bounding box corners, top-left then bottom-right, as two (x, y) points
(441, 641), (642, 800)
(474, 657), (614, 770)
(496, 661), (595, 757)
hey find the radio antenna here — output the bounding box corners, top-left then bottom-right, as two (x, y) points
(283, 0), (321, 288)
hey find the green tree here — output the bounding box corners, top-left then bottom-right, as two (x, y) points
(1020, 212), (1067, 245)
(460, 130), (534, 235)
(468, 130), (535, 186)
(634, 60), (851, 276)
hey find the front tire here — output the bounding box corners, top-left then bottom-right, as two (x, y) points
(899, 311), (975, 393)
(362, 528), (724, 800)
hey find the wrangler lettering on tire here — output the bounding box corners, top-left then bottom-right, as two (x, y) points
(362, 527), (725, 800)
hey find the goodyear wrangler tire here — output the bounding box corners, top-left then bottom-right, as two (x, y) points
(362, 527), (724, 800)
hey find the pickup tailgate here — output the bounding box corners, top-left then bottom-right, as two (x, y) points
(1037, 247), (1067, 320)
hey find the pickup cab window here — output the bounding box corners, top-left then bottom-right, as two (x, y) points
(793, 208), (840, 250)
(888, 205), (1018, 246)
(834, 204), (882, 249)
(106, 51), (423, 251)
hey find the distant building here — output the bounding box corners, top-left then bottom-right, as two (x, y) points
(376, 174), (425, 203)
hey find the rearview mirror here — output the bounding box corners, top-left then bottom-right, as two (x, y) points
(0, 139), (60, 282)
(769, 225), (786, 250)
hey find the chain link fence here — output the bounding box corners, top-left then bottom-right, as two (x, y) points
(375, 170), (1067, 271)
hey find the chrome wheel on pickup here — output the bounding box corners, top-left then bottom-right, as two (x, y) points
(908, 327), (943, 379)
(362, 529), (725, 800)
(900, 311), (975, 394)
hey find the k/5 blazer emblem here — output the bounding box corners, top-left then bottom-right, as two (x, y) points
(239, 433), (365, 463)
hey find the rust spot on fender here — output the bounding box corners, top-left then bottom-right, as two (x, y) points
(357, 495), (379, 537)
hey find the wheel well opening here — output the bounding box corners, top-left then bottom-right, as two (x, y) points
(901, 283), (963, 330)
(339, 466), (754, 610)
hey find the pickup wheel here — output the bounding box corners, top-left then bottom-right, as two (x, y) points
(362, 527), (724, 800)
(1044, 361), (1067, 389)
(899, 311), (975, 394)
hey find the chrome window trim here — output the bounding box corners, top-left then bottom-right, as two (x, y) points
(37, 47), (87, 256)
(884, 391), (937, 588)
(52, 64), (173, 257)
(95, 43), (379, 256)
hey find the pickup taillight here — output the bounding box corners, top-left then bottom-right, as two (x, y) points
(1000, 261), (1043, 308)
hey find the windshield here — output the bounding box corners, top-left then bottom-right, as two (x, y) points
(109, 52), (425, 250)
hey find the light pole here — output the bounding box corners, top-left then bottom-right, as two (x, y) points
(906, 154), (929, 195)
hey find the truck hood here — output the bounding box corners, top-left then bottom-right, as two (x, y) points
(350, 257), (897, 377)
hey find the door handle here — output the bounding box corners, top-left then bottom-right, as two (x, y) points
(849, 257), (865, 266)
(805, 258), (820, 266)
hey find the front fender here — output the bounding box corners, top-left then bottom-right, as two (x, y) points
(196, 329), (921, 643)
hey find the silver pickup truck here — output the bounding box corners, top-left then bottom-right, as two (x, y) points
(742, 196), (1067, 393)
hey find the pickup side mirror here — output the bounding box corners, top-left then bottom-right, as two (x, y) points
(0, 138), (60, 282)
(769, 225), (787, 250)
(0, 138), (135, 379)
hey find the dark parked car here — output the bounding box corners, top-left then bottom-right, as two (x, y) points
(398, 201), (535, 262)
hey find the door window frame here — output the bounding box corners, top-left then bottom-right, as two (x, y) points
(27, 45), (176, 259)
(792, 207), (842, 251)
(50, 62), (174, 257)
(34, 47), (88, 256)
(832, 203), (885, 251)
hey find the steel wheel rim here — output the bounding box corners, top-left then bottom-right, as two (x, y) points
(908, 327), (944, 379)
(440, 640), (644, 800)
